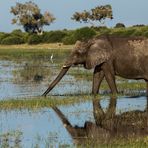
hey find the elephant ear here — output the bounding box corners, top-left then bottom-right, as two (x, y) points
(85, 42), (111, 69)
(75, 40), (94, 54)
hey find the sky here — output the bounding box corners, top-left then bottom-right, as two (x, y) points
(0, 0), (148, 32)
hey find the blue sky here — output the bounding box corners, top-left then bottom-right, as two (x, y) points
(0, 0), (148, 32)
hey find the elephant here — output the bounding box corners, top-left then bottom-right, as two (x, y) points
(42, 36), (148, 104)
(52, 97), (147, 145)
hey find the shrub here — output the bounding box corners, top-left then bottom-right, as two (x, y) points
(28, 34), (43, 44)
(11, 29), (23, 36)
(1, 36), (25, 45)
(41, 32), (50, 43)
(0, 33), (10, 43)
(131, 30), (143, 37)
(137, 26), (148, 37)
(73, 27), (96, 41)
(11, 29), (28, 43)
(110, 28), (125, 36)
(23, 33), (30, 43)
(143, 31), (148, 37)
(111, 28), (136, 37)
(132, 24), (145, 27)
(63, 27), (96, 45)
(42, 31), (67, 43)
(93, 26), (107, 31)
(114, 23), (125, 28)
(92, 26), (108, 31)
(91, 26), (111, 36)
(123, 28), (137, 37)
(62, 34), (76, 45)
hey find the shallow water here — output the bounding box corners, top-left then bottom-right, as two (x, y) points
(0, 58), (147, 147)
(0, 96), (146, 147)
(0, 59), (93, 100)
(0, 59), (146, 100)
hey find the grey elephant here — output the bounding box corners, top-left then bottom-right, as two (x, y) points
(43, 36), (148, 103)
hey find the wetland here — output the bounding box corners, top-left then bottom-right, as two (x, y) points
(0, 47), (147, 147)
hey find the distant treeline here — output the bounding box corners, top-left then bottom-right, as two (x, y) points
(1, 25), (148, 45)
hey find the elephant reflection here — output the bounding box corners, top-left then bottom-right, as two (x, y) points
(52, 97), (147, 145)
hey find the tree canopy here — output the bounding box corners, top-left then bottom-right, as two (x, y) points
(72, 5), (113, 25)
(10, 1), (55, 34)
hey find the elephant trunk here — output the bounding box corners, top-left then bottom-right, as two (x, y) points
(42, 65), (70, 96)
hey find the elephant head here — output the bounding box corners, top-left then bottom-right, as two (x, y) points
(42, 37), (112, 96)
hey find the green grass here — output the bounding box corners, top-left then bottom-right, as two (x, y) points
(99, 26), (148, 38)
(0, 83), (146, 110)
(0, 43), (72, 60)
(80, 136), (148, 148)
(0, 48), (69, 60)
(0, 95), (95, 110)
(102, 81), (146, 91)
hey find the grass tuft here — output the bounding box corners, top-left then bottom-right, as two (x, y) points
(0, 95), (95, 110)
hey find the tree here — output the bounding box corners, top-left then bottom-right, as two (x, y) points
(10, 1), (55, 34)
(72, 5), (113, 26)
(114, 23), (125, 28)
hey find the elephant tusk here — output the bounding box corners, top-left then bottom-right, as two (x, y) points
(42, 66), (70, 96)
(63, 65), (70, 68)
(63, 65), (67, 68)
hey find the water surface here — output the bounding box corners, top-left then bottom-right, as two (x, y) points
(0, 57), (147, 147)
(0, 96), (146, 147)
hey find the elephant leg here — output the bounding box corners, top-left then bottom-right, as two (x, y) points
(145, 81), (148, 112)
(146, 95), (148, 113)
(102, 63), (118, 95)
(106, 96), (117, 119)
(92, 66), (104, 95)
(93, 97), (105, 126)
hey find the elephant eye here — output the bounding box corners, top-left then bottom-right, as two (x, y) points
(75, 50), (80, 55)
(77, 49), (85, 54)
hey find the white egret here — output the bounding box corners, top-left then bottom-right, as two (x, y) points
(50, 53), (54, 63)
